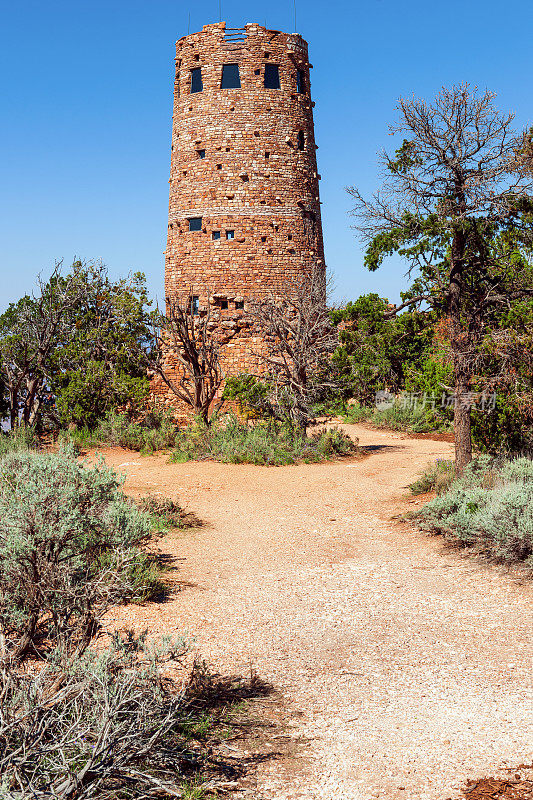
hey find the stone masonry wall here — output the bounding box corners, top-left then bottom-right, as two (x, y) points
(155, 21), (326, 409)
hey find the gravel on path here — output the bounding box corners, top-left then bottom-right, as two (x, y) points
(97, 424), (532, 800)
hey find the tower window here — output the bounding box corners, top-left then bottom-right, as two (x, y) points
(297, 130), (305, 151)
(197, 149), (205, 159)
(296, 69), (306, 94)
(191, 295), (199, 315)
(220, 299), (229, 310)
(190, 68), (203, 93)
(188, 217), (202, 231)
(264, 64), (280, 89)
(212, 230), (221, 240)
(221, 63), (241, 89)
(226, 230), (235, 240)
(265, 151), (270, 159)
(235, 300), (244, 309)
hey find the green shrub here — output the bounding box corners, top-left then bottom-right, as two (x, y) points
(170, 415), (357, 466)
(0, 426), (37, 456)
(0, 447), (164, 661)
(222, 373), (270, 418)
(410, 459), (457, 495)
(340, 404), (374, 423)
(63, 408), (179, 453)
(412, 456), (533, 565)
(471, 390), (533, 456)
(371, 400), (451, 433)
(137, 494), (196, 531)
(338, 398), (451, 432)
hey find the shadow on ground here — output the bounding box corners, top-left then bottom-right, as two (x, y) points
(182, 662), (309, 795)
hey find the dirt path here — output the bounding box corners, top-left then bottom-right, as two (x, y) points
(98, 425), (532, 800)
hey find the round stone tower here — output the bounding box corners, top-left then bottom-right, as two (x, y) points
(163, 20), (325, 380)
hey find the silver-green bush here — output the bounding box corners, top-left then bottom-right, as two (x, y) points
(170, 416), (357, 466)
(413, 457), (533, 564)
(0, 447), (162, 661)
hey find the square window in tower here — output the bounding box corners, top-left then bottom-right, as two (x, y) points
(197, 149), (206, 159)
(264, 64), (280, 89)
(188, 217), (202, 231)
(212, 231), (221, 240)
(220, 300), (229, 310)
(296, 69), (306, 94)
(190, 68), (203, 93)
(226, 230), (235, 240)
(235, 300), (244, 310)
(221, 64), (241, 89)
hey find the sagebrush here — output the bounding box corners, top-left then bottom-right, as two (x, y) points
(170, 415), (357, 466)
(64, 408), (178, 453)
(0, 446), (164, 662)
(412, 456), (533, 565)
(0, 632), (270, 799)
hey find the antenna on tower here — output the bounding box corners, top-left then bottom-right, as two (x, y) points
(187, 11), (190, 34)
(294, 0), (297, 31)
(219, 0), (221, 22)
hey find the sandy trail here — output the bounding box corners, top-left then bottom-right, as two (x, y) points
(97, 424), (532, 800)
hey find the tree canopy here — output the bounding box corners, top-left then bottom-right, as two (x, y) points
(349, 84), (533, 468)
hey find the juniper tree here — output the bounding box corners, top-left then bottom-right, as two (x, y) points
(349, 85), (533, 469)
(0, 263), (86, 429)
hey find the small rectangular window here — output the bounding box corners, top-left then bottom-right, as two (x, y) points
(212, 230), (221, 240)
(226, 230), (235, 240)
(191, 296), (199, 315)
(221, 63), (241, 89)
(188, 217), (202, 231)
(264, 64), (280, 89)
(297, 130), (305, 151)
(235, 300), (244, 309)
(220, 299), (229, 310)
(296, 69), (305, 94)
(190, 68), (203, 93)
(197, 149), (205, 159)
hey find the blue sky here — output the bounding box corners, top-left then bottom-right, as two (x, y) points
(1, 0), (532, 309)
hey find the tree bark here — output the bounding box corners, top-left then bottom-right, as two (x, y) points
(454, 375), (473, 472)
(449, 207), (473, 473)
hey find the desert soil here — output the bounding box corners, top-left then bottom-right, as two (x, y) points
(96, 423), (532, 800)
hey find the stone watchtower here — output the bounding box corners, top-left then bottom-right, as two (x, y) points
(163, 21), (325, 381)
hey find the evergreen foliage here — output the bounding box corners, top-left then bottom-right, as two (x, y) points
(349, 85), (533, 470)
